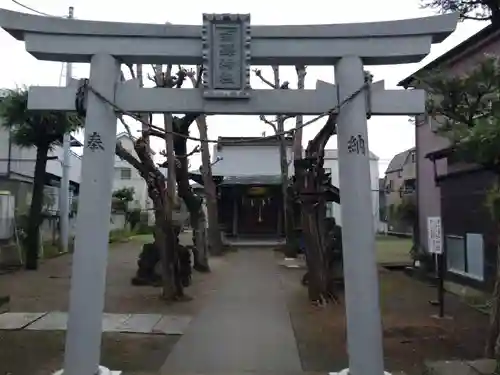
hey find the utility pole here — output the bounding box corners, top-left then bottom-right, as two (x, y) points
(59, 5), (74, 254)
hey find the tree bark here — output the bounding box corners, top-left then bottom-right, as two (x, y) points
(271, 66), (292, 248)
(173, 122), (210, 272)
(152, 198), (178, 300)
(116, 140), (181, 299)
(299, 115), (339, 304)
(196, 116), (223, 255)
(24, 142), (50, 270)
(486, 229), (500, 359)
(285, 66), (306, 258)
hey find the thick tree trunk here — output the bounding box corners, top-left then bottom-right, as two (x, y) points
(116, 140), (183, 299)
(194, 215), (209, 267)
(486, 235), (500, 362)
(300, 167), (335, 304)
(285, 65), (307, 259)
(24, 142), (49, 270)
(197, 116), (223, 255)
(298, 115), (339, 304)
(278, 130), (291, 241)
(488, 1), (500, 26)
(152, 200), (178, 300)
(173, 128), (209, 272)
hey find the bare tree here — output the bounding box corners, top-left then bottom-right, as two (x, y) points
(254, 66), (307, 257)
(293, 66), (307, 160)
(297, 114), (339, 305)
(254, 67), (292, 245)
(115, 63), (201, 300)
(149, 65), (210, 272)
(187, 70), (224, 256)
(288, 65), (307, 258)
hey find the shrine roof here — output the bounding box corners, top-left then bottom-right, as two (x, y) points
(220, 175), (282, 186)
(217, 136), (293, 148)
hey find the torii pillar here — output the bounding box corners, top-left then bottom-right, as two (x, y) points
(336, 56), (384, 375)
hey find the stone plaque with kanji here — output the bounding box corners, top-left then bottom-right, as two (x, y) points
(202, 13), (251, 99)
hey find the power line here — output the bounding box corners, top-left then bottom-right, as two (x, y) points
(10, 0), (62, 17)
(82, 79), (370, 145)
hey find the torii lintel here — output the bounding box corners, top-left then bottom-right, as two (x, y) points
(0, 9), (459, 65)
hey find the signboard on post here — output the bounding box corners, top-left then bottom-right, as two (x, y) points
(202, 13), (251, 99)
(427, 216), (442, 254)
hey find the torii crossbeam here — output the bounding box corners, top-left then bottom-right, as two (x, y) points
(28, 78), (425, 116)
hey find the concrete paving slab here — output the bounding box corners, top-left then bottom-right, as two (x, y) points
(161, 249), (302, 373)
(116, 314), (162, 333)
(151, 315), (192, 335)
(102, 313), (132, 332)
(0, 312), (47, 330)
(25, 311), (67, 330)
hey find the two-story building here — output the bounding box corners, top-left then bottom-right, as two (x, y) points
(399, 24), (500, 290)
(384, 147), (417, 233)
(323, 149), (381, 232)
(0, 124), (82, 214)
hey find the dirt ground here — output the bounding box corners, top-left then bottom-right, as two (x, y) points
(279, 263), (488, 375)
(0, 238), (490, 375)
(0, 237), (232, 375)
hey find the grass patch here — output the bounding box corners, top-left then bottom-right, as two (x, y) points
(108, 228), (136, 244)
(129, 234), (154, 243)
(376, 236), (412, 265)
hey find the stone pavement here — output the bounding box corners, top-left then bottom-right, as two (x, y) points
(161, 248), (303, 374)
(0, 311), (192, 334)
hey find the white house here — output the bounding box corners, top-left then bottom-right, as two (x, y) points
(0, 123), (82, 213)
(114, 132), (168, 213)
(323, 149), (380, 232)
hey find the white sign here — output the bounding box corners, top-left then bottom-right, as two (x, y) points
(427, 216), (443, 254)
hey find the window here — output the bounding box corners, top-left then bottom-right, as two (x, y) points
(397, 170), (402, 178)
(120, 168), (132, 180)
(446, 235), (465, 274)
(324, 168), (332, 183)
(466, 233), (484, 281)
(410, 151), (416, 163)
(326, 202), (334, 218)
(386, 179), (393, 193)
(445, 233), (484, 281)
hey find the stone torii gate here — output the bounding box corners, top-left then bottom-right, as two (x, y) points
(0, 9), (458, 375)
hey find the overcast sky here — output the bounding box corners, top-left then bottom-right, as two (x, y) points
(0, 0), (489, 174)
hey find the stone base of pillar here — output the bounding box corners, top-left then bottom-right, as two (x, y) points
(53, 366), (122, 375)
(330, 369), (392, 375)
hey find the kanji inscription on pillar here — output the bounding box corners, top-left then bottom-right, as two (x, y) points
(86, 131), (104, 151)
(202, 13), (251, 99)
(347, 134), (366, 155)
